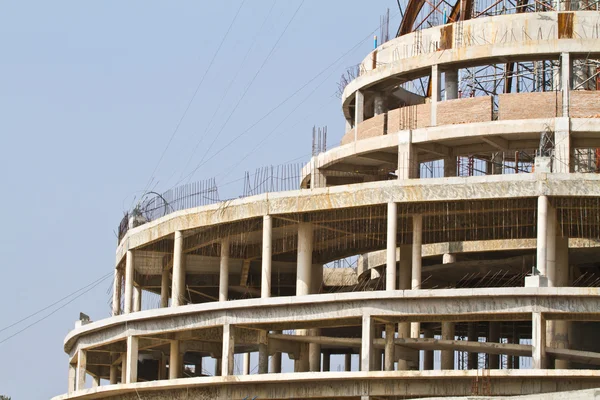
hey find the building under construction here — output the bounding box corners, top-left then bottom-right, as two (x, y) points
(55, 2), (600, 399)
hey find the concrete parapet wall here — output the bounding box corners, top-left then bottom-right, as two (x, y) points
(437, 96), (492, 125)
(570, 91), (600, 118)
(499, 92), (563, 120)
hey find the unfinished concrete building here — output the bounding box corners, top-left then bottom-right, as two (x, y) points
(55, 4), (600, 400)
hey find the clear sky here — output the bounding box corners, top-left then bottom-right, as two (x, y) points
(0, 1), (401, 397)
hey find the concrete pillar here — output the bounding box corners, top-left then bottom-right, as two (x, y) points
(554, 117), (571, 173)
(194, 359), (202, 377)
(344, 353), (352, 372)
(361, 314), (374, 371)
(554, 236), (570, 369)
(171, 230), (186, 307)
(441, 322), (455, 370)
(262, 215), (272, 298)
(160, 268), (169, 308)
(121, 358), (126, 383)
(214, 358), (221, 376)
(488, 322), (500, 369)
(112, 268), (122, 316)
(109, 362), (118, 384)
(467, 323), (478, 369)
(423, 327), (434, 370)
(310, 156), (327, 189)
(355, 90), (364, 141)
(160, 354), (168, 379)
(309, 330), (321, 372)
(323, 352), (331, 372)
(169, 340), (180, 379)
(271, 344), (282, 373)
(133, 285), (142, 312)
(546, 203), (557, 286)
(124, 250), (134, 314)
(384, 324), (395, 371)
(222, 324), (235, 376)
(398, 130), (417, 180)
(431, 64), (441, 126)
(219, 238), (230, 302)
(532, 312), (547, 369)
(398, 245), (411, 370)
(297, 222), (313, 296)
(386, 202), (397, 291)
(258, 342), (269, 374)
(373, 92), (387, 115)
(126, 336), (138, 383)
(445, 69), (459, 100)
(411, 215), (423, 340)
(243, 352), (251, 375)
(76, 349), (87, 391)
(561, 52), (571, 117)
(68, 363), (76, 393)
(537, 196), (549, 276)
(490, 152), (503, 175)
(444, 156), (457, 177)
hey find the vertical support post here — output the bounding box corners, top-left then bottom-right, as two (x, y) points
(554, 117), (571, 173)
(561, 52), (571, 117)
(386, 202), (397, 291)
(537, 196), (549, 276)
(243, 352), (251, 375)
(323, 352), (331, 372)
(546, 202), (557, 286)
(397, 245), (411, 370)
(126, 336), (138, 383)
(112, 267), (122, 316)
(214, 358), (222, 376)
(121, 358), (126, 383)
(76, 349), (87, 391)
(488, 322), (500, 369)
(431, 64), (440, 126)
(171, 230), (186, 307)
(345, 353), (352, 371)
(398, 130), (417, 179)
(222, 324), (235, 376)
(296, 222), (314, 296)
(467, 323), (478, 369)
(445, 69), (459, 100)
(258, 342), (269, 374)
(355, 90), (364, 141)
(124, 250), (134, 314)
(444, 155), (457, 177)
(532, 312), (547, 369)
(262, 216), (272, 298)
(169, 340), (180, 379)
(194, 358), (202, 377)
(411, 214), (423, 339)
(441, 322), (455, 370)
(133, 285), (142, 312)
(109, 361), (118, 384)
(373, 92), (387, 115)
(160, 268), (169, 308)
(361, 314), (374, 372)
(68, 363), (76, 393)
(219, 238), (230, 302)
(270, 330), (283, 373)
(384, 323), (395, 371)
(423, 327), (434, 370)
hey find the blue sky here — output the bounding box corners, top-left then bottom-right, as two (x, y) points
(0, 1), (400, 397)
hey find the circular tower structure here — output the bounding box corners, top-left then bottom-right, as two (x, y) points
(56, 4), (600, 400)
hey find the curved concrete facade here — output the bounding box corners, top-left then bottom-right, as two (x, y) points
(57, 9), (600, 400)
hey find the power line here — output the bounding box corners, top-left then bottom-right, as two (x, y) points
(0, 272), (113, 345)
(138, 0), (247, 206)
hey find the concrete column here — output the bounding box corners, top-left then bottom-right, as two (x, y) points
(323, 352), (331, 372)
(310, 156), (327, 189)
(109, 361), (118, 384)
(441, 322), (455, 370)
(219, 238), (230, 302)
(386, 202), (397, 291)
(444, 156), (457, 177)
(532, 312), (547, 369)
(467, 323), (478, 369)
(133, 285), (142, 312)
(398, 130), (417, 180)
(554, 117), (571, 173)
(423, 327), (434, 370)
(159, 354), (167, 379)
(124, 250), (134, 314)
(355, 90), (364, 141)
(214, 358), (221, 376)
(194, 359), (202, 377)
(345, 353), (352, 371)
(222, 324), (235, 376)
(373, 92), (387, 115)
(76, 349), (87, 391)
(169, 340), (180, 379)
(361, 314), (374, 371)
(297, 222), (313, 296)
(171, 230), (186, 307)
(561, 52), (571, 117)
(160, 268), (169, 308)
(243, 352), (251, 375)
(398, 245), (411, 370)
(126, 336), (138, 383)
(431, 64), (441, 126)
(258, 343), (269, 374)
(554, 236), (570, 369)
(384, 324), (395, 371)
(546, 203), (557, 286)
(445, 69), (459, 100)
(490, 152), (503, 175)
(121, 358), (126, 383)
(411, 215), (423, 339)
(261, 215), (272, 298)
(68, 362), (76, 393)
(488, 322), (500, 369)
(309, 330), (321, 372)
(537, 196), (549, 276)
(112, 267), (122, 316)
